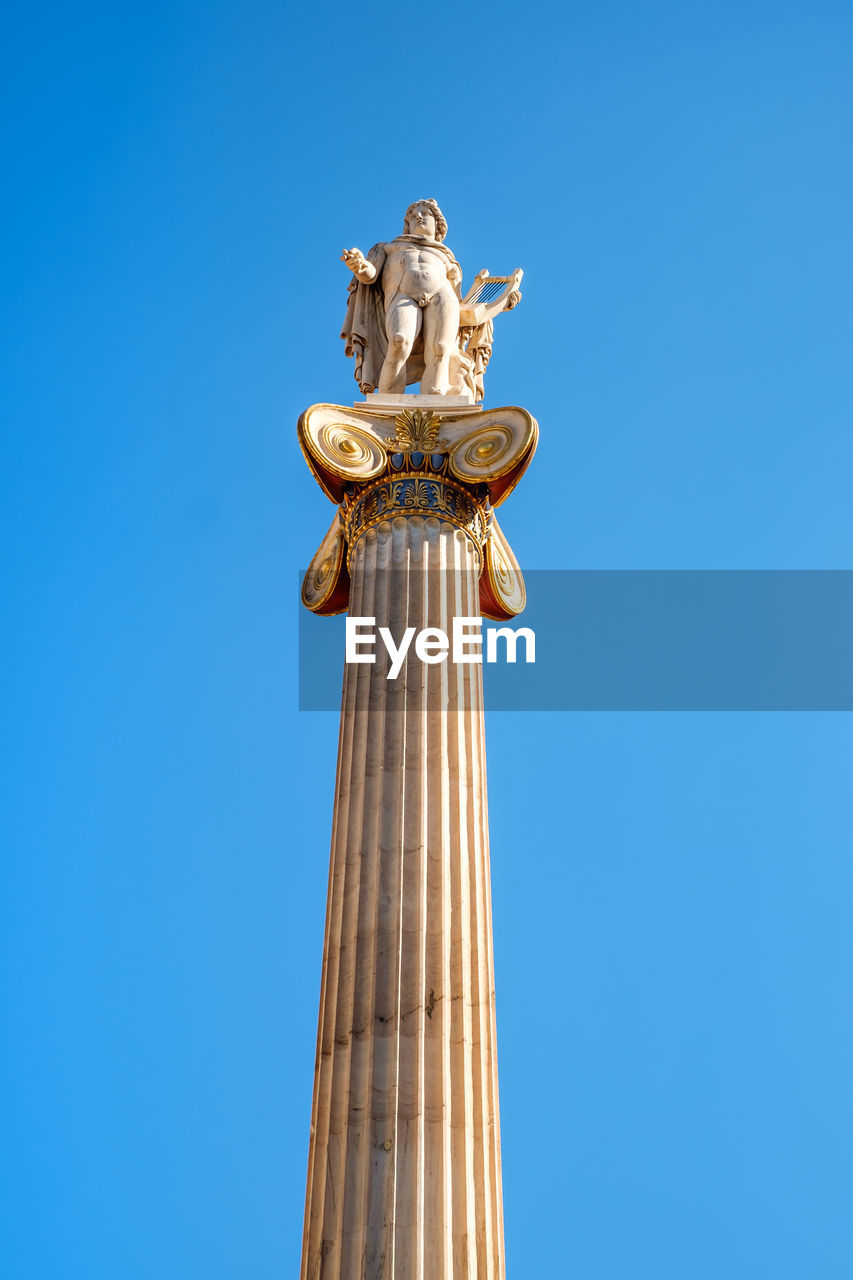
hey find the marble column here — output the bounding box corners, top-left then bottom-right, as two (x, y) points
(298, 401), (537, 1280)
(301, 514), (505, 1280)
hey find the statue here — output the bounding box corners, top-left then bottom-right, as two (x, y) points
(341, 199), (522, 403)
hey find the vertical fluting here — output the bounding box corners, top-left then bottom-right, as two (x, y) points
(301, 515), (505, 1280)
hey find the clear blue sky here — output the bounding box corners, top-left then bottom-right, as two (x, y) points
(2, 2), (852, 1276)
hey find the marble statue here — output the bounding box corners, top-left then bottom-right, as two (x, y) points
(341, 199), (523, 403)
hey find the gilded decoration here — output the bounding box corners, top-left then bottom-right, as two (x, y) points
(342, 473), (488, 563)
(339, 408), (488, 560)
(391, 408), (448, 453)
(301, 514), (349, 616)
(480, 511), (526, 619)
(298, 400), (538, 621)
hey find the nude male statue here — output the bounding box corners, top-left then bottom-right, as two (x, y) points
(340, 199), (464, 396)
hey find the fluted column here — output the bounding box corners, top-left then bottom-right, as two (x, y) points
(301, 514), (505, 1280)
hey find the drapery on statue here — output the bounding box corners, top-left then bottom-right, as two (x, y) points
(341, 198), (522, 403)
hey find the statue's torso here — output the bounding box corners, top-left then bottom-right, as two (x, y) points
(381, 239), (456, 305)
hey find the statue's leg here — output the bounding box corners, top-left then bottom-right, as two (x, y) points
(380, 297), (421, 394)
(421, 289), (459, 395)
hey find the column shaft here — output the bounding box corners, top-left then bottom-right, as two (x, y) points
(301, 515), (505, 1280)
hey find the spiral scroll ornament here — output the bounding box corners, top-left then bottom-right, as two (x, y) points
(311, 421), (386, 482)
(301, 516), (347, 614)
(448, 416), (535, 484)
(482, 514), (526, 616)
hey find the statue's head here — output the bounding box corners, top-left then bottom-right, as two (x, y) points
(403, 199), (447, 243)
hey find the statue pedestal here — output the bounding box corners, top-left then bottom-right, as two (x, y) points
(356, 393), (480, 414)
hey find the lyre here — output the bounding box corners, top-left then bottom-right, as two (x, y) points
(459, 268), (524, 327)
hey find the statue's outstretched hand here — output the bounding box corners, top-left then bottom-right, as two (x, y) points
(341, 247), (368, 274)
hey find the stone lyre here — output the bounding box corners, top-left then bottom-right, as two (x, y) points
(298, 200), (538, 1279)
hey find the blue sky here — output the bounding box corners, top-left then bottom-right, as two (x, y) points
(2, 1), (852, 1276)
